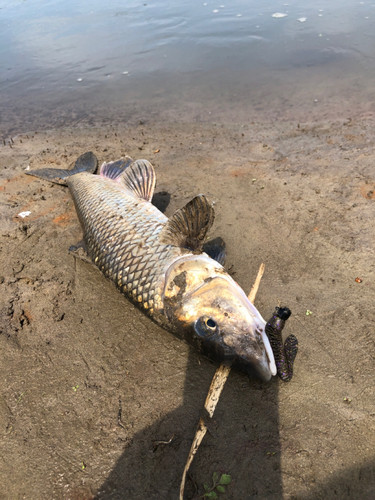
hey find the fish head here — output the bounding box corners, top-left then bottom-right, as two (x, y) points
(163, 255), (276, 382)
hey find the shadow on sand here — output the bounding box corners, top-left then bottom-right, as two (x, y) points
(95, 350), (282, 500)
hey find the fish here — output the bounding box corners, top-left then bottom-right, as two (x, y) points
(27, 152), (277, 382)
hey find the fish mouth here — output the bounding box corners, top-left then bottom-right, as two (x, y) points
(255, 364), (273, 382)
(227, 286), (277, 381)
(259, 326), (277, 377)
(236, 326), (276, 382)
(233, 340), (274, 382)
(220, 277), (277, 379)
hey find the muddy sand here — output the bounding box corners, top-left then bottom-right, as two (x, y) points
(1, 119), (375, 500)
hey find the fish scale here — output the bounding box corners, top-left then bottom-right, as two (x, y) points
(68, 172), (190, 318)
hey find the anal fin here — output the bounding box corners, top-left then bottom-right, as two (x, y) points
(119, 159), (156, 201)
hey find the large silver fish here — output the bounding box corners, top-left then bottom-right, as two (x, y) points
(28, 152), (277, 381)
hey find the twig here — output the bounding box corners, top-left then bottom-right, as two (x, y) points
(248, 263), (265, 303)
(179, 263), (265, 500)
(118, 397), (126, 429)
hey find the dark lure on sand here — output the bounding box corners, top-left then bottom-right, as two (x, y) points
(27, 152), (297, 382)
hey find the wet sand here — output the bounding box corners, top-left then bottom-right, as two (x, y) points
(1, 119), (375, 499)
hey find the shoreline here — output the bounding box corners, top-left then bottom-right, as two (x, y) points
(1, 118), (374, 499)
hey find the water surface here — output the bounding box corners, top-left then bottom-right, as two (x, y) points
(1, 0), (375, 136)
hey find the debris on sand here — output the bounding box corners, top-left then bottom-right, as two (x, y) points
(17, 211), (31, 218)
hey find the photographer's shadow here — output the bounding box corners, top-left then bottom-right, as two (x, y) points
(95, 351), (282, 500)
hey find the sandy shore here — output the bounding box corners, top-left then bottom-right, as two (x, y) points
(1, 119), (374, 499)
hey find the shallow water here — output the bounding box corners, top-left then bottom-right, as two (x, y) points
(1, 0), (375, 136)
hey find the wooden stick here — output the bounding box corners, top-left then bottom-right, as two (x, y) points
(179, 263), (266, 500)
(248, 262), (265, 304)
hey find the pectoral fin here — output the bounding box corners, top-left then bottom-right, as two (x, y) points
(68, 240), (92, 265)
(160, 194), (215, 252)
(202, 237), (226, 266)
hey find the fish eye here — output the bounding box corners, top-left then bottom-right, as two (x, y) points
(195, 316), (219, 338)
(206, 318), (216, 329)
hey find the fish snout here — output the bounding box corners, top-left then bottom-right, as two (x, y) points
(253, 352), (274, 382)
(229, 325), (276, 382)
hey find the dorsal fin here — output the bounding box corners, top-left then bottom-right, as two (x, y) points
(118, 159), (156, 201)
(100, 156), (133, 180)
(160, 194), (215, 251)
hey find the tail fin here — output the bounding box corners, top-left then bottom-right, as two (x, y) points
(26, 152), (98, 185)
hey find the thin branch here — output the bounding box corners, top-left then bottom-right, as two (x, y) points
(248, 262), (265, 304)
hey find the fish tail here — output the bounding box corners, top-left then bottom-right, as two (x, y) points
(26, 152), (98, 185)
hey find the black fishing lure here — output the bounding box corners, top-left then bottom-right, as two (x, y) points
(265, 307), (298, 382)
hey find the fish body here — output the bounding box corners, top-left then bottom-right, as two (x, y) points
(69, 168), (177, 326)
(28, 153), (276, 381)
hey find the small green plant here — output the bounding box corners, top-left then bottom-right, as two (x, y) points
(201, 472), (231, 499)
(16, 392), (25, 404)
(72, 385), (79, 392)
